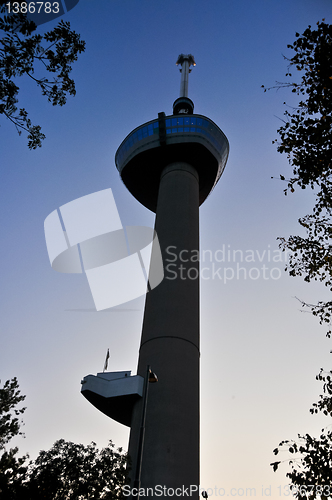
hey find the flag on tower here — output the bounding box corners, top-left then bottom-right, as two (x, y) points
(103, 348), (110, 372)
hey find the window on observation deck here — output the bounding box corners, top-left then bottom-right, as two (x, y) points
(116, 116), (227, 168)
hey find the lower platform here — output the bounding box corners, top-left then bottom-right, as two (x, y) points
(81, 371), (143, 427)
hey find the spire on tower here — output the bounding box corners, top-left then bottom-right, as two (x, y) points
(176, 54), (196, 98)
(173, 54), (196, 115)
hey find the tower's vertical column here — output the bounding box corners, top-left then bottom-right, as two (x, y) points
(128, 162), (200, 498)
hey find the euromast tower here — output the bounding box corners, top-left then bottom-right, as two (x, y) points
(81, 55), (229, 498)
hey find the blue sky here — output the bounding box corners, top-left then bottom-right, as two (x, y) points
(2, 0), (332, 497)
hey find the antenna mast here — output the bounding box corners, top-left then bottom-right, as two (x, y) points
(176, 54), (196, 98)
(173, 54), (196, 115)
(176, 54), (196, 97)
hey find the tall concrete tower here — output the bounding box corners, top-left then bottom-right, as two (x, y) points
(81, 55), (229, 498)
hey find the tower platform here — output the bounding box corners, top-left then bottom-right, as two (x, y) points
(115, 113), (229, 212)
(81, 371), (143, 427)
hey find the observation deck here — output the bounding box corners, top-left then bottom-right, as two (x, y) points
(115, 113), (229, 213)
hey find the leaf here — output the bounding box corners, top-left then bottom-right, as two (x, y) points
(271, 461), (280, 472)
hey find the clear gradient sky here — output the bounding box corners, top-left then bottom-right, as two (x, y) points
(2, 1), (332, 498)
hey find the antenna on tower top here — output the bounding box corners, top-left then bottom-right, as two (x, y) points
(173, 54), (196, 115)
(176, 54), (196, 98)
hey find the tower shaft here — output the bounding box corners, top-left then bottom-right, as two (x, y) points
(128, 162), (200, 498)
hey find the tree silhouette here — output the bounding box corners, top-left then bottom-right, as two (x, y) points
(0, 12), (85, 148)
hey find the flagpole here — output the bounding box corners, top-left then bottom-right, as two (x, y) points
(103, 348), (110, 372)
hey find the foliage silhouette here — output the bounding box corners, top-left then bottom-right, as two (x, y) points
(0, 12), (85, 148)
(266, 21), (332, 499)
(0, 378), (128, 499)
